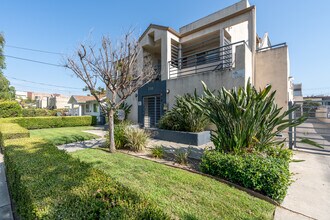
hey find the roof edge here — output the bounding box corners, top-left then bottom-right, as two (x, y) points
(138, 24), (180, 42)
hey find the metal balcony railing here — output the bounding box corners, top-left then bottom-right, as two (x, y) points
(168, 41), (246, 79)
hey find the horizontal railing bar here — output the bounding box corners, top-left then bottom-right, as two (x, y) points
(169, 64), (232, 77)
(296, 112), (329, 114)
(169, 61), (232, 73)
(169, 40), (244, 63)
(170, 60), (232, 71)
(297, 121), (330, 125)
(288, 131), (330, 137)
(169, 55), (232, 65)
(169, 64), (228, 76)
(170, 49), (233, 64)
(256, 42), (287, 52)
(295, 127), (330, 131)
(295, 146), (330, 151)
(295, 136), (330, 141)
(169, 59), (232, 71)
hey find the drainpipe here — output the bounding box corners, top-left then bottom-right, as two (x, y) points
(178, 44), (182, 70)
(250, 6), (257, 86)
(220, 29), (225, 68)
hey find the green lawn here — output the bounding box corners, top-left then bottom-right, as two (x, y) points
(72, 149), (275, 220)
(30, 126), (99, 145)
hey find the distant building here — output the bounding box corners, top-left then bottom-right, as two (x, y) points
(304, 96), (330, 106)
(293, 83), (303, 102)
(16, 91), (73, 109)
(67, 95), (106, 124)
(48, 94), (71, 109)
(15, 91), (28, 100)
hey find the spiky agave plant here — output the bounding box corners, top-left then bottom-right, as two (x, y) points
(196, 80), (305, 154)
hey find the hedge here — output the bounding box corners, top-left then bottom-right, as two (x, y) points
(0, 116), (97, 129)
(0, 101), (22, 118)
(0, 123), (29, 148)
(3, 137), (169, 219)
(22, 108), (55, 117)
(200, 151), (291, 201)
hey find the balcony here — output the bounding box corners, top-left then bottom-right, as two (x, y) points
(168, 41), (246, 79)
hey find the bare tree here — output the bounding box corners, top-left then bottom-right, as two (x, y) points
(66, 31), (156, 152)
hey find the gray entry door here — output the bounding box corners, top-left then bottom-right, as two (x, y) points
(143, 96), (161, 128)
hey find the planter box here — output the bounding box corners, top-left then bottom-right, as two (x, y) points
(147, 128), (210, 146)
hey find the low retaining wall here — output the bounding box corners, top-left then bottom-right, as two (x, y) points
(147, 128), (210, 146)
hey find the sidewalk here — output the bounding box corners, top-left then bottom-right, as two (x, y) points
(274, 150), (330, 220)
(0, 153), (14, 220)
(57, 138), (106, 152)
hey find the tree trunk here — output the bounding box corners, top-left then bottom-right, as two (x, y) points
(108, 109), (116, 153)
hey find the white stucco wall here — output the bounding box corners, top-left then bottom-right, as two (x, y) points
(255, 46), (290, 111)
(125, 93), (138, 123)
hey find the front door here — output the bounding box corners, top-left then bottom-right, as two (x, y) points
(143, 95), (161, 128)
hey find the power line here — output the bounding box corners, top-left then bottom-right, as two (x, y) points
(5, 75), (83, 90)
(0, 54), (65, 67)
(5, 45), (64, 55)
(11, 83), (78, 94)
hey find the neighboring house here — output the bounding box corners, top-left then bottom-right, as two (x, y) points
(15, 91), (28, 100)
(67, 95), (105, 124)
(48, 94), (71, 109)
(28, 92), (51, 109)
(293, 83), (303, 102)
(304, 96), (330, 107)
(35, 96), (48, 108)
(124, 0), (293, 128)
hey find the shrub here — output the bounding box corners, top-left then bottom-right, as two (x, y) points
(0, 101), (22, 118)
(105, 122), (129, 149)
(151, 145), (165, 159)
(0, 123), (29, 147)
(200, 150), (291, 201)
(104, 123), (149, 152)
(159, 93), (208, 132)
(0, 116), (96, 129)
(124, 127), (149, 152)
(264, 145), (293, 162)
(174, 148), (191, 165)
(3, 137), (169, 219)
(22, 108), (58, 117)
(196, 80), (305, 154)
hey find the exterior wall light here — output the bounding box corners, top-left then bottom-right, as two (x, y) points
(166, 89), (170, 94)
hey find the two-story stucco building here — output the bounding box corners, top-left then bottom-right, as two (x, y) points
(125, 0), (293, 128)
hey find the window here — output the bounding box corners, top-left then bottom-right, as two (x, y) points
(93, 103), (98, 112)
(85, 104), (90, 113)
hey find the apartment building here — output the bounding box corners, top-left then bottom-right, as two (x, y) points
(125, 0), (293, 128)
(48, 94), (71, 109)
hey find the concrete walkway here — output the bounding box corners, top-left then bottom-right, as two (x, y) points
(0, 153), (14, 220)
(274, 150), (330, 220)
(57, 138), (106, 152)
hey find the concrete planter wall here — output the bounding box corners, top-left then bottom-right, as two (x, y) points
(147, 128), (210, 146)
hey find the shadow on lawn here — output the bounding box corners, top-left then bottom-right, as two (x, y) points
(52, 134), (95, 145)
(6, 139), (164, 219)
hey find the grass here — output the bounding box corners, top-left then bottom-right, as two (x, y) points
(30, 126), (99, 145)
(72, 149), (275, 220)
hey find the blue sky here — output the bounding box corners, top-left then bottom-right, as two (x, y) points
(1, 0), (329, 96)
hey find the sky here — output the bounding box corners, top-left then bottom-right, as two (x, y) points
(1, 0), (329, 96)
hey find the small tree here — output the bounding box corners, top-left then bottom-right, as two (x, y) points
(66, 32), (156, 152)
(0, 33), (15, 100)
